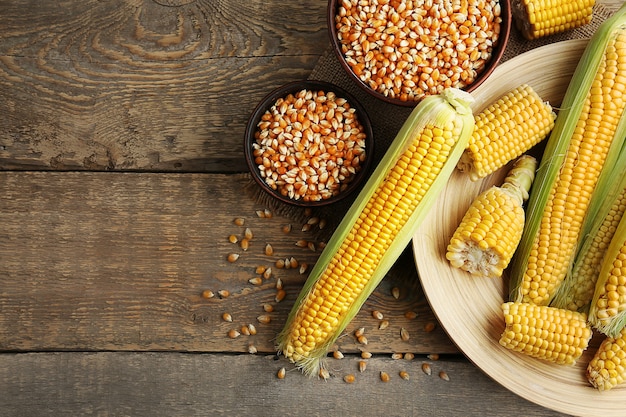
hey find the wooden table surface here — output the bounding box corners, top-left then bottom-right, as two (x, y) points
(1, 1), (623, 416)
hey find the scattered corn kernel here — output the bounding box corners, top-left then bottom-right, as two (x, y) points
(422, 363), (432, 376)
(343, 374), (356, 384)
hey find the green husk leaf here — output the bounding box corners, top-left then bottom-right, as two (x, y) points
(508, 3), (626, 304)
(276, 88), (475, 376)
(551, 128), (626, 312)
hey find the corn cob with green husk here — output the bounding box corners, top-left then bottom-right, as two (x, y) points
(276, 88), (475, 376)
(458, 84), (555, 181)
(588, 209), (626, 337)
(447, 154), (537, 279)
(509, 5), (626, 306)
(551, 143), (626, 313)
(499, 302), (593, 365)
(512, 0), (596, 40)
(587, 327), (626, 391)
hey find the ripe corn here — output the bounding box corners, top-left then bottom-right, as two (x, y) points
(588, 212), (626, 337)
(499, 302), (592, 365)
(276, 88), (475, 376)
(447, 155), (537, 279)
(458, 85), (555, 181)
(551, 160), (626, 312)
(587, 327), (626, 391)
(512, 0), (595, 40)
(509, 7), (626, 306)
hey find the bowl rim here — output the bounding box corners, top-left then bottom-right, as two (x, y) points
(244, 79), (375, 207)
(326, 0), (513, 107)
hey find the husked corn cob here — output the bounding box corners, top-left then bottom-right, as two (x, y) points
(512, 0), (595, 40)
(551, 164), (626, 312)
(499, 302), (592, 365)
(276, 88), (475, 376)
(509, 7), (626, 306)
(447, 155), (537, 279)
(588, 211), (626, 337)
(458, 84), (555, 181)
(587, 327), (626, 391)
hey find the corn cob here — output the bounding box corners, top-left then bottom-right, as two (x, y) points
(446, 155), (537, 279)
(458, 84), (555, 181)
(499, 302), (592, 365)
(588, 211), (626, 337)
(512, 0), (595, 40)
(587, 327), (626, 391)
(276, 88), (475, 376)
(509, 6), (626, 306)
(551, 149), (626, 313)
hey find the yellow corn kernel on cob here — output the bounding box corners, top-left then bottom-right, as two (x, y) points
(509, 6), (626, 306)
(276, 88), (475, 376)
(589, 211), (626, 337)
(499, 302), (592, 365)
(447, 154), (537, 279)
(587, 327), (626, 391)
(458, 84), (555, 181)
(512, 0), (595, 40)
(551, 168), (626, 312)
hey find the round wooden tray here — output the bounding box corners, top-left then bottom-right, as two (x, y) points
(412, 39), (626, 417)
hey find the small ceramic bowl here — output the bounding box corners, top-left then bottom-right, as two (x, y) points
(327, 0), (512, 107)
(244, 80), (375, 207)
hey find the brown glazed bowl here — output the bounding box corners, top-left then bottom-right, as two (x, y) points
(327, 0), (512, 107)
(244, 80), (375, 207)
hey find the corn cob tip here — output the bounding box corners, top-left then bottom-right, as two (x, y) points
(441, 87), (475, 116)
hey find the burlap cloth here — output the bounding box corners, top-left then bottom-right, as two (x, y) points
(250, 3), (621, 231)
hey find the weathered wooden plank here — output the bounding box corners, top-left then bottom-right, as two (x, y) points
(0, 171), (454, 354)
(0, 352), (569, 417)
(0, 0), (329, 172)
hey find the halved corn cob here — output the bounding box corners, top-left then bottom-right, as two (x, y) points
(458, 84), (555, 181)
(587, 327), (626, 391)
(512, 0), (596, 40)
(551, 147), (626, 312)
(276, 88), (475, 376)
(509, 6), (626, 306)
(446, 154), (537, 279)
(499, 302), (592, 365)
(588, 211), (626, 337)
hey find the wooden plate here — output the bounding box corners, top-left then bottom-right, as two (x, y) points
(412, 39), (626, 417)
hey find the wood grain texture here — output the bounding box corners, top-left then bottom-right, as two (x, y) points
(0, 0), (329, 172)
(0, 352), (570, 417)
(0, 171), (452, 354)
